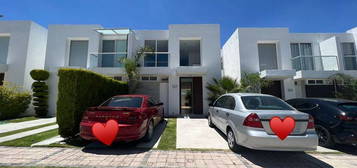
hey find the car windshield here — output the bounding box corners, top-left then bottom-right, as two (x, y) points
(101, 97), (143, 108)
(338, 103), (357, 113)
(241, 96), (294, 110)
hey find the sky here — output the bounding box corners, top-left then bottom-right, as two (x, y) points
(1, 0), (357, 44)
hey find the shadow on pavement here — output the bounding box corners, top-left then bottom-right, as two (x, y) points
(236, 149), (333, 168)
(325, 144), (357, 155)
(82, 120), (167, 155)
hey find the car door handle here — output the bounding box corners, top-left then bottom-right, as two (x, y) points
(215, 110), (219, 113)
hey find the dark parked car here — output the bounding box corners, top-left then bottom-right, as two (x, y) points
(80, 95), (164, 142)
(286, 98), (357, 147)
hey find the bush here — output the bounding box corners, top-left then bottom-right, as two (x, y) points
(30, 69), (50, 117)
(30, 69), (50, 81)
(57, 68), (128, 138)
(0, 83), (32, 120)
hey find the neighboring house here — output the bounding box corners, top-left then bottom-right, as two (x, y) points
(0, 21), (47, 91)
(222, 27), (357, 100)
(45, 24), (221, 117)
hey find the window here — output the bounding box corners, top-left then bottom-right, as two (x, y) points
(144, 40), (168, 67)
(0, 73), (4, 86)
(258, 44), (278, 70)
(241, 96), (293, 110)
(141, 76), (157, 81)
(214, 96), (227, 108)
(291, 43), (313, 70)
(113, 76), (122, 81)
(0, 36), (10, 64)
(180, 40), (201, 66)
(69, 40), (88, 67)
(101, 40), (127, 67)
(294, 102), (318, 110)
(342, 43), (357, 70)
(224, 96), (236, 110)
(306, 79), (328, 85)
(101, 97), (143, 108)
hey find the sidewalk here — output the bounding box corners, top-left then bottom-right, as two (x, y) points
(0, 117), (56, 133)
(0, 146), (356, 168)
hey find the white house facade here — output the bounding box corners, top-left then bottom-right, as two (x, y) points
(45, 24), (221, 117)
(0, 21), (47, 91)
(222, 27), (357, 100)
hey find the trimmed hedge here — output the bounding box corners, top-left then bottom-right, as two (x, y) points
(30, 70), (50, 117)
(57, 68), (128, 138)
(0, 84), (31, 120)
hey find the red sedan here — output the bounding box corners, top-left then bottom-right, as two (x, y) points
(80, 95), (164, 142)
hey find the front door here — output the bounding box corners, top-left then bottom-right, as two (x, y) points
(180, 77), (203, 116)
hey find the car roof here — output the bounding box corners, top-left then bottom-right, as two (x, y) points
(114, 94), (150, 98)
(287, 98), (357, 103)
(224, 93), (275, 97)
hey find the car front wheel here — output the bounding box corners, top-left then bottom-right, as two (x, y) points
(227, 128), (239, 152)
(315, 125), (335, 147)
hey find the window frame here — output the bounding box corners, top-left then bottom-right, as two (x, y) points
(179, 39), (202, 66)
(341, 42), (357, 70)
(144, 40), (169, 67)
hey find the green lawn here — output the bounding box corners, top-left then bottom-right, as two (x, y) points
(0, 129), (58, 147)
(4, 116), (39, 123)
(0, 122), (57, 137)
(157, 118), (176, 150)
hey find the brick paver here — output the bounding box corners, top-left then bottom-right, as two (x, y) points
(0, 146), (356, 168)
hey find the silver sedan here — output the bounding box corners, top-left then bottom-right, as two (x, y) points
(208, 93), (318, 151)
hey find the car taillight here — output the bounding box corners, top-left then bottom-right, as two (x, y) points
(243, 113), (263, 128)
(307, 115), (315, 129)
(338, 115), (354, 121)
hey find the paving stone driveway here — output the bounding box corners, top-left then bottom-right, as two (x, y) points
(0, 146), (357, 168)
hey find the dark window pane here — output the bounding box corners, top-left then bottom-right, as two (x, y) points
(102, 40), (115, 52)
(0, 73), (4, 86)
(69, 41), (88, 67)
(115, 40), (127, 52)
(150, 76), (157, 80)
(142, 76), (149, 80)
(144, 54), (156, 67)
(102, 97), (143, 108)
(290, 43), (300, 58)
(157, 40), (168, 52)
(157, 54), (168, 67)
(344, 57), (357, 70)
(145, 40), (156, 51)
(241, 96), (293, 110)
(180, 40), (201, 66)
(101, 54), (114, 67)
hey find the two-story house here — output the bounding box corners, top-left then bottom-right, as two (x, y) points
(0, 21), (47, 91)
(45, 24), (221, 117)
(222, 27), (357, 100)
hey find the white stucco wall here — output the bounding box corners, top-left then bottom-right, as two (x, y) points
(222, 29), (240, 80)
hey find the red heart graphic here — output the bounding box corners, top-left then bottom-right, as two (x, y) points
(92, 119), (119, 146)
(269, 116), (295, 140)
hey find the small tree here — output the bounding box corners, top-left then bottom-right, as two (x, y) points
(120, 47), (154, 93)
(240, 72), (271, 93)
(206, 76), (243, 103)
(30, 69), (50, 117)
(328, 73), (357, 100)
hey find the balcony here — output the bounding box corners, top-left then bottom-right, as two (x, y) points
(292, 55), (339, 71)
(89, 52), (126, 68)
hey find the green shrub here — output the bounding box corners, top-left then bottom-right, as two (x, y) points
(0, 83), (32, 120)
(30, 69), (50, 81)
(57, 68), (128, 138)
(30, 69), (50, 117)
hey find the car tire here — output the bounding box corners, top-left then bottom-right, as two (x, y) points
(143, 120), (154, 142)
(208, 114), (215, 128)
(315, 125), (335, 147)
(227, 128), (240, 152)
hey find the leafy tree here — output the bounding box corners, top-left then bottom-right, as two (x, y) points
(240, 72), (271, 93)
(120, 47), (154, 93)
(206, 76), (243, 103)
(328, 73), (357, 100)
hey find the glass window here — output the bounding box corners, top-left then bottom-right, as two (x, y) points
(0, 73), (4, 86)
(338, 103), (357, 113)
(223, 96), (236, 110)
(142, 76), (149, 80)
(157, 54), (168, 67)
(157, 40), (168, 52)
(102, 40), (115, 52)
(290, 43), (300, 58)
(180, 40), (201, 66)
(101, 97), (143, 108)
(69, 40), (88, 67)
(144, 54), (156, 67)
(149, 76), (157, 81)
(115, 40), (127, 52)
(342, 43), (357, 70)
(241, 96), (294, 110)
(145, 40), (156, 51)
(0, 37), (10, 64)
(214, 96), (227, 108)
